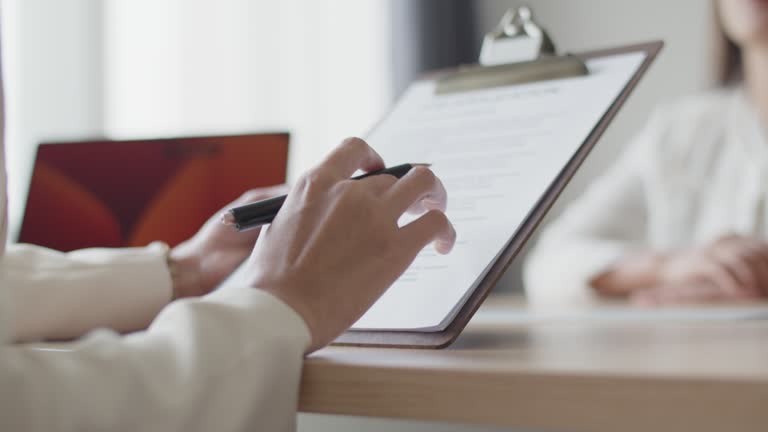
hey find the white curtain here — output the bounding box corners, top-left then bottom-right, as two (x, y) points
(2, 0), (106, 239)
(103, 0), (395, 178)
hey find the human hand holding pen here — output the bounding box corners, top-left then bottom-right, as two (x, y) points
(243, 137), (456, 353)
(222, 163), (431, 231)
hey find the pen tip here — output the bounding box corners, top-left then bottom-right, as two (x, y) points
(221, 212), (236, 226)
(413, 163), (432, 167)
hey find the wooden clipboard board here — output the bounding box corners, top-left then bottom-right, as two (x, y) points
(333, 40), (663, 349)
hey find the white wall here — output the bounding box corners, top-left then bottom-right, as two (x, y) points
(2, 0), (105, 239)
(103, 0), (393, 181)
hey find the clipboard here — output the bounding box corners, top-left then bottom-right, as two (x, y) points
(333, 7), (663, 349)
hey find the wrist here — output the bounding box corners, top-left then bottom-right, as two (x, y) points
(167, 246), (204, 300)
(631, 251), (669, 287)
(590, 251), (668, 295)
(254, 277), (323, 352)
(653, 250), (682, 286)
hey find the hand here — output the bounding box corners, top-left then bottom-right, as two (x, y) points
(243, 137), (456, 352)
(632, 235), (768, 305)
(169, 184), (289, 299)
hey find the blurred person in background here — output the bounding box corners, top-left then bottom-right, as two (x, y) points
(0, 20), (455, 432)
(525, 0), (768, 307)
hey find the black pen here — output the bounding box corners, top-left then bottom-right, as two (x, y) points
(222, 163), (431, 231)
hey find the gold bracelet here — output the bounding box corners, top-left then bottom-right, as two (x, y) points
(157, 242), (181, 300)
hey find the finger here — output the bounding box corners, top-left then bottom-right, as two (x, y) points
(750, 243), (768, 296)
(702, 254), (746, 296)
(399, 210), (456, 257)
(669, 283), (725, 303)
(714, 233), (741, 246)
(711, 247), (759, 296)
(630, 286), (670, 306)
(714, 237), (768, 296)
(630, 288), (661, 306)
(236, 184), (290, 205)
(632, 283), (725, 306)
(356, 173), (398, 194)
(384, 166), (448, 215)
(734, 247), (766, 296)
(319, 137), (385, 179)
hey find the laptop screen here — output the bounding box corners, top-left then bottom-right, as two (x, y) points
(18, 133), (289, 252)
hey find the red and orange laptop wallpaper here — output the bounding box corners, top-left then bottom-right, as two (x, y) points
(19, 133), (289, 252)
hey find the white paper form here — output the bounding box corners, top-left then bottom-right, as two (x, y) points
(352, 52), (648, 331)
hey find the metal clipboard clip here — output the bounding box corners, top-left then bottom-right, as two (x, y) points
(436, 6), (588, 95)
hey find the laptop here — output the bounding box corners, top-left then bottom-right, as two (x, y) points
(18, 133), (289, 252)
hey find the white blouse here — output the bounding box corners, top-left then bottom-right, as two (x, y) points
(0, 33), (310, 431)
(524, 88), (768, 307)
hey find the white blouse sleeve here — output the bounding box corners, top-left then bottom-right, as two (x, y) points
(523, 112), (663, 307)
(0, 288), (311, 432)
(4, 242), (173, 342)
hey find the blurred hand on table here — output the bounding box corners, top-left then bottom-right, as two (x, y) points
(592, 234), (768, 305)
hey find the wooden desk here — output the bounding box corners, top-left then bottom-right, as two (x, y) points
(299, 296), (768, 432)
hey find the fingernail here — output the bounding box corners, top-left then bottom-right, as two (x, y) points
(435, 228), (457, 254)
(435, 241), (452, 254)
(422, 198), (442, 210)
